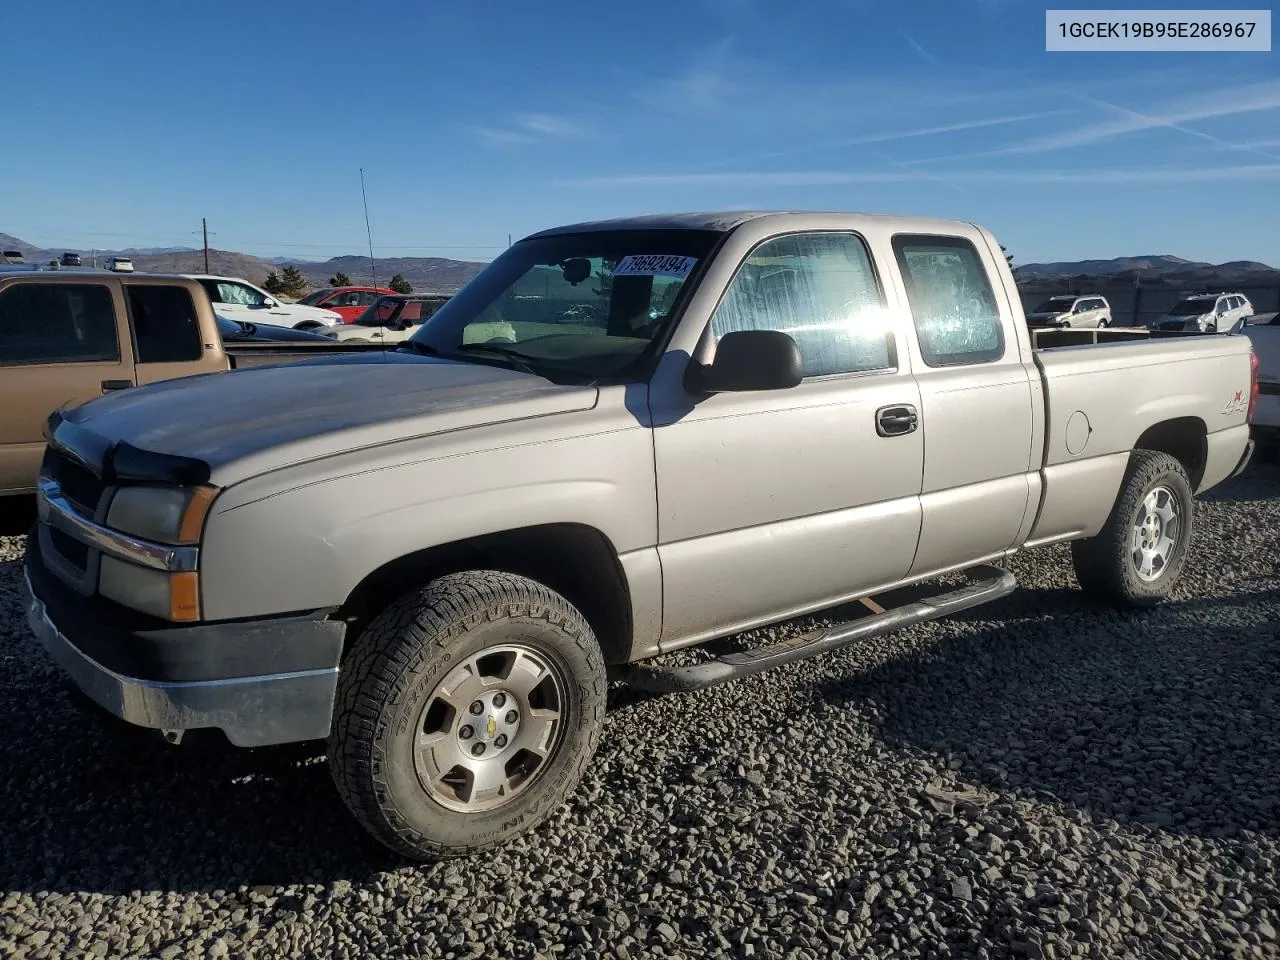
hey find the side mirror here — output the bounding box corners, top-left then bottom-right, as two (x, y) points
(686, 329), (803, 394)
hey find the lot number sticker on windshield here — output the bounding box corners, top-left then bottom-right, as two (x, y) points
(614, 255), (698, 278)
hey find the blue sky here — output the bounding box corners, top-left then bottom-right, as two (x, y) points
(3, 0), (1278, 266)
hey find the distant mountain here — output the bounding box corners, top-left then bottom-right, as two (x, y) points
(0, 233), (48, 259)
(116, 246), (199, 255)
(0, 230), (490, 293)
(1015, 254), (1275, 279)
(297, 255), (485, 293)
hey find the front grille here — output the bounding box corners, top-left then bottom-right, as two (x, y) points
(49, 527), (89, 572)
(45, 447), (105, 514)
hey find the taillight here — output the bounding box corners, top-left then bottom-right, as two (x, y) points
(1248, 350), (1260, 423)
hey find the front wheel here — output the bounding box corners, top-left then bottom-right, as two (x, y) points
(329, 571), (607, 860)
(1070, 450), (1194, 608)
(295, 321), (322, 331)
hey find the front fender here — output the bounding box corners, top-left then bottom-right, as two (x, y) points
(198, 423), (656, 621)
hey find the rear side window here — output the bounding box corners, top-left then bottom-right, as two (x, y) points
(127, 285), (204, 363)
(710, 231), (891, 377)
(0, 283), (118, 366)
(892, 234), (1004, 367)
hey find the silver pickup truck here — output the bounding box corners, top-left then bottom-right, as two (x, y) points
(23, 211), (1258, 860)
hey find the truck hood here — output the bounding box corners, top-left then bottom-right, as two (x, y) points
(56, 353), (599, 486)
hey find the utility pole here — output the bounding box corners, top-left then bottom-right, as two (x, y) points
(508, 234), (512, 249)
(202, 218), (210, 273)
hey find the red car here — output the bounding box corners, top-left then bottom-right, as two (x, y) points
(297, 286), (396, 323)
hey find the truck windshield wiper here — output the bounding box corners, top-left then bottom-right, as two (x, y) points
(453, 343), (539, 376)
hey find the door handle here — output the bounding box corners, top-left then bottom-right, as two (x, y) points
(101, 379), (132, 392)
(875, 403), (918, 437)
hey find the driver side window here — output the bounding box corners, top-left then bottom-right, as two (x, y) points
(710, 232), (891, 377)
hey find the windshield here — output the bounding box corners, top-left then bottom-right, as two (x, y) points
(408, 229), (721, 381)
(1033, 297), (1075, 313)
(1169, 298), (1214, 316)
(297, 289), (332, 306)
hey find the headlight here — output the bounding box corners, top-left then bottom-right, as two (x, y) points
(107, 485), (217, 545)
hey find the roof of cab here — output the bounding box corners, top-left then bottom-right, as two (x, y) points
(525, 209), (980, 239)
(0, 267), (203, 282)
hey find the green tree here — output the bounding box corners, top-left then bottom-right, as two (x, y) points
(389, 274), (413, 294)
(279, 265), (308, 298)
(263, 271), (285, 295)
(330, 271), (351, 287)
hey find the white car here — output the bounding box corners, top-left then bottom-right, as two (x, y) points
(105, 257), (135, 273)
(185, 274), (342, 329)
(1150, 292), (1253, 335)
(327, 293), (451, 342)
(1024, 294), (1111, 329)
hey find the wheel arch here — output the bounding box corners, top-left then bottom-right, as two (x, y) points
(336, 522), (635, 665)
(1133, 416), (1208, 491)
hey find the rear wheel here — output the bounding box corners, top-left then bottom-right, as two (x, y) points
(1071, 450), (1194, 608)
(329, 571), (607, 860)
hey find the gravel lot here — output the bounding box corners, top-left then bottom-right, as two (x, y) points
(2, 463), (1278, 960)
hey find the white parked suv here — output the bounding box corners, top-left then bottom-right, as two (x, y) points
(185, 274), (343, 329)
(1025, 294), (1111, 329)
(1150, 292), (1253, 334)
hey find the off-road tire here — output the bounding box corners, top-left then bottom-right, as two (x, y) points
(1071, 450), (1194, 608)
(329, 571), (607, 860)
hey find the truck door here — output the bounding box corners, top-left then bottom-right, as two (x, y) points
(651, 230), (925, 645)
(0, 279), (135, 495)
(125, 283), (223, 387)
(889, 232), (1037, 577)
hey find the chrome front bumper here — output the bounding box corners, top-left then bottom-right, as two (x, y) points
(25, 569), (338, 748)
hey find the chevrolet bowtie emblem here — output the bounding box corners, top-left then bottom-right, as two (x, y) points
(486, 714), (498, 740)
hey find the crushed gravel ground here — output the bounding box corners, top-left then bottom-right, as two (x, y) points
(1, 463), (1278, 960)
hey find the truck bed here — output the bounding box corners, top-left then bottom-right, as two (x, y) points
(1023, 324), (1254, 549)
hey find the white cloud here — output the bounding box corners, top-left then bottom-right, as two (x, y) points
(514, 113), (587, 138)
(471, 113), (588, 148)
(563, 164), (1280, 188)
(901, 32), (938, 64)
(843, 111), (1075, 146)
(470, 126), (535, 147)
(906, 80), (1280, 163)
